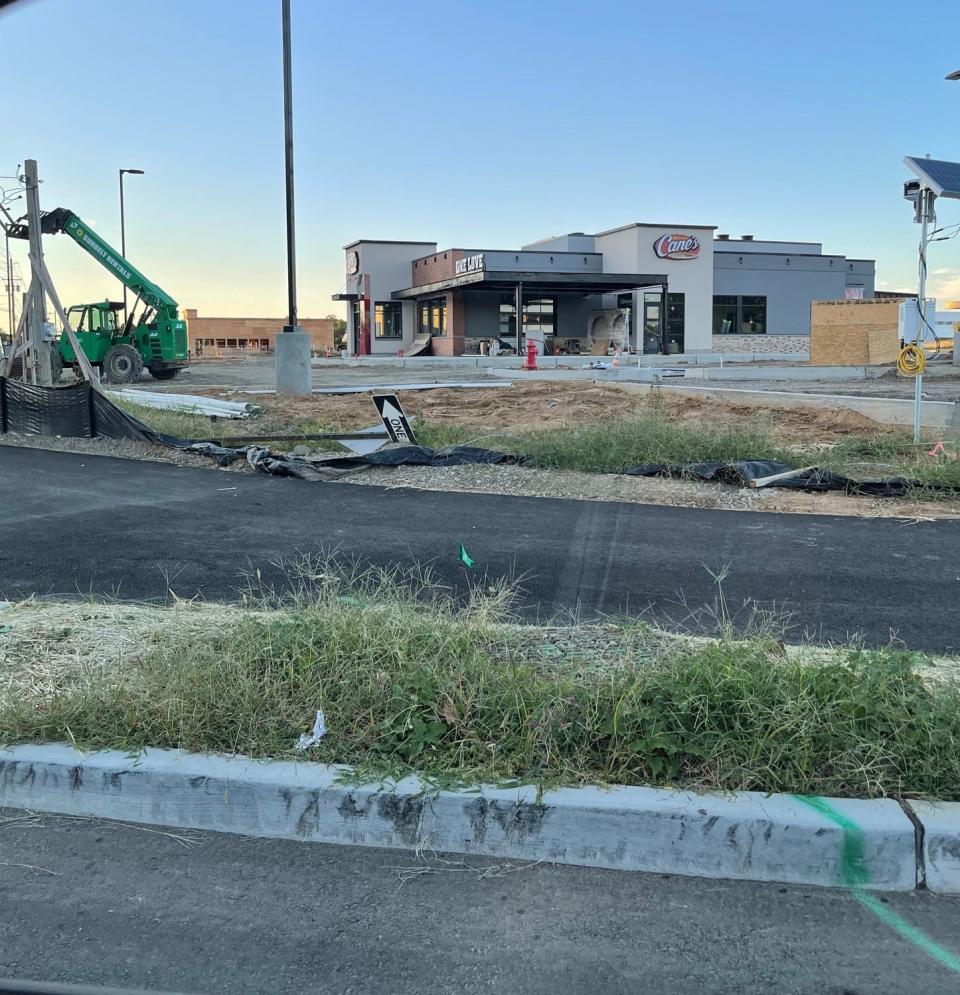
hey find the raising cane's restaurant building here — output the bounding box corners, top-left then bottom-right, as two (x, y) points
(333, 221), (874, 357)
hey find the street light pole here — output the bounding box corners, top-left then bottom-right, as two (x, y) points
(118, 168), (144, 318)
(282, 0), (297, 331)
(274, 0), (311, 395)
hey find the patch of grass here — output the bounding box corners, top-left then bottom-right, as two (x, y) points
(418, 414), (788, 473)
(816, 432), (960, 492)
(418, 416), (960, 496)
(3, 563), (959, 800)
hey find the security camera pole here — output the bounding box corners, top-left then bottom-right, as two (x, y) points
(274, 0), (312, 396)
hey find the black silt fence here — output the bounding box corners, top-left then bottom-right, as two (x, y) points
(0, 377), (157, 442)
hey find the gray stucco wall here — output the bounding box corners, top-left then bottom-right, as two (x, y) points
(713, 255), (876, 335)
(462, 291), (501, 340)
(481, 250), (602, 273)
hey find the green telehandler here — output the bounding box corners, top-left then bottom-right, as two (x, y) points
(7, 207), (189, 383)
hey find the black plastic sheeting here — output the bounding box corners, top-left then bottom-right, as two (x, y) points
(0, 378), (525, 482)
(623, 459), (958, 497)
(309, 445), (527, 470)
(2, 377), (956, 496)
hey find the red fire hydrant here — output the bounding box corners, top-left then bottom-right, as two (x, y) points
(524, 338), (538, 370)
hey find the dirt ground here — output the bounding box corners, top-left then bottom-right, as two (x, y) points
(202, 381), (891, 445)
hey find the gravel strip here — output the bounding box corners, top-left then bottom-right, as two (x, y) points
(0, 433), (252, 472)
(334, 462), (960, 519)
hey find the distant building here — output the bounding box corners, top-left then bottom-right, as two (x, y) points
(182, 309), (335, 357)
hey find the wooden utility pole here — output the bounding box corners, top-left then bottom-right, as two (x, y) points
(23, 159), (52, 385)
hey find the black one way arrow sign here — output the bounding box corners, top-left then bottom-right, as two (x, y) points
(373, 394), (417, 445)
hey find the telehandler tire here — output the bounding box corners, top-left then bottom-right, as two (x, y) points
(103, 344), (144, 384)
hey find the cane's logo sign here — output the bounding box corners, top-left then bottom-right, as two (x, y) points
(653, 233), (701, 260)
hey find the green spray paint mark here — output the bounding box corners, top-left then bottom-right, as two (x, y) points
(794, 794), (870, 887)
(853, 890), (960, 974)
(794, 794), (960, 976)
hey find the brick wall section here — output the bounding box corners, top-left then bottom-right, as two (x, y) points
(711, 334), (809, 354)
(429, 292), (465, 356)
(411, 250), (462, 287)
(809, 300), (900, 366)
(182, 310), (335, 354)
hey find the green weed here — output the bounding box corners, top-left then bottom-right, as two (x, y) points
(3, 562), (958, 799)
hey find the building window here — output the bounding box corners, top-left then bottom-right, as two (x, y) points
(418, 297), (446, 337)
(740, 296), (766, 334)
(499, 295), (516, 341)
(215, 339), (226, 348)
(712, 295), (738, 335)
(523, 297), (556, 338)
(665, 293), (685, 353)
(374, 302), (403, 339)
(498, 294), (557, 344)
(713, 295), (767, 335)
(643, 292), (685, 353)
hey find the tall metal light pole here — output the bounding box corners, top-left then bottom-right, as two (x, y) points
(282, 0), (297, 333)
(274, 0), (312, 395)
(119, 168), (144, 318)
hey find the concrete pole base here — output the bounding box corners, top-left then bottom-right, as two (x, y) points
(275, 327), (312, 396)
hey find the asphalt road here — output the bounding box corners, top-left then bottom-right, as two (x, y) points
(2, 446), (958, 650)
(1, 812), (959, 995)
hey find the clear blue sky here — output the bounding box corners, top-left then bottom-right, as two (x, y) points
(4, 0), (960, 325)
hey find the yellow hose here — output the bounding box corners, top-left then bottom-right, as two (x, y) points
(898, 344), (926, 376)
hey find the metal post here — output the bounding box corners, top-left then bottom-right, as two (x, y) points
(281, 0), (297, 330)
(660, 282), (668, 355)
(119, 169), (127, 317)
(914, 190), (931, 444)
(515, 280), (522, 356)
(273, 0), (311, 395)
(118, 168), (143, 319)
(23, 160), (51, 386)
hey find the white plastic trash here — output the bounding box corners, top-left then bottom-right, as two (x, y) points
(296, 710), (327, 751)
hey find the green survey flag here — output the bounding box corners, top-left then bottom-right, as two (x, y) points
(458, 542), (474, 569)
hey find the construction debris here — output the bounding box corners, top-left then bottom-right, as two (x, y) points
(110, 388), (261, 419)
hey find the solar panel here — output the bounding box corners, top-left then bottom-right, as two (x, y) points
(904, 156), (960, 199)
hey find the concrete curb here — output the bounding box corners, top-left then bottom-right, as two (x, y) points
(488, 365), (885, 383)
(909, 801), (960, 893)
(0, 744), (926, 892)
